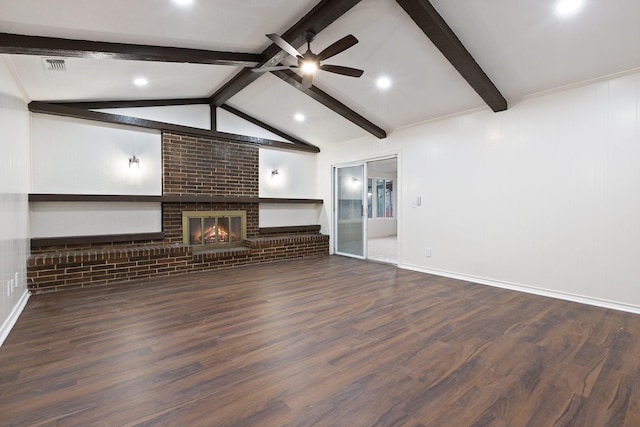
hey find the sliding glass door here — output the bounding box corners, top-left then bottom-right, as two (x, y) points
(334, 164), (366, 258)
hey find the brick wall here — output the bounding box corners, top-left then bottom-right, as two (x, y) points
(27, 131), (328, 293)
(28, 235), (329, 293)
(161, 132), (261, 240)
(163, 133), (258, 197)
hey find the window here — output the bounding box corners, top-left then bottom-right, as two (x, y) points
(376, 179), (385, 217)
(367, 178), (394, 218)
(385, 180), (393, 217)
(367, 178), (373, 218)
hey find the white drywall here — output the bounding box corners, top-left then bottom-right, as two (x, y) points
(97, 104), (210, 129)
(259, 203), (322, 228)
(0, 57), (30, 345)
(31, 114), (162, 195)
(30, 202), (162, 237)
(217, 108), (288, 142)
(259, 148), (319, 227)
(317, 71), (640, 312)
(259, 148), (317, 198)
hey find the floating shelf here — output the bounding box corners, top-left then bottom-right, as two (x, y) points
(29, 194), (323, 204)
(30, 232), (166, 248)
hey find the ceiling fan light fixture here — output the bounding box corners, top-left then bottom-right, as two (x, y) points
(300, 60), (318, 74)
(256, 32), (363, 87)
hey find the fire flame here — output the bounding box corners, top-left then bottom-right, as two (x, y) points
(204, 224), (228, 243)
(192, 224), (228, 244)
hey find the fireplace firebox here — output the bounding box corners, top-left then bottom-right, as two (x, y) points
(182, 210), (246, 250)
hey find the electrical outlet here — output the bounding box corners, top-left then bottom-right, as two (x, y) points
(425, 247), (431, 257)
(14, 272), (19, 288)
(7, 280), (13, 296)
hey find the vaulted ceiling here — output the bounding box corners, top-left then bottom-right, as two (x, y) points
(2, 0), (640, 150)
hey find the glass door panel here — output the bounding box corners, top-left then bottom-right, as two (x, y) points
(230, 216), (242, 243)
(335, 164), (365, 258)
(217, 217), (229, 243)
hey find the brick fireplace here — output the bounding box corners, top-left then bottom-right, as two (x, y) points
(27, 131), (328, 293)
(182, 210), (246, 249)
(161, 132), (261, 244)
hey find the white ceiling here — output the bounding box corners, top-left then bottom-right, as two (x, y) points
(2, 0), (640, 148)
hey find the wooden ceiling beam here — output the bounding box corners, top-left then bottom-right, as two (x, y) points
(0, 32), (261, 66)
(271, 70), (387, 139)
(29, 101), (320, 153)
(209, 0), (362, 106)
(395, 0), (507, 112)
(41, 98), (317, 150)
(53, 98), (209, 109)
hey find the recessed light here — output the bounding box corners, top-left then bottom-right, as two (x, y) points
(376, 76), (392, 89)
(555, 0), (583, 16)
(173, 0), (194, 6)
(134, 77), (148, 87)
(294, 113), (305, 122)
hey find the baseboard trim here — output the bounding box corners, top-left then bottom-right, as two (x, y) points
(400, 263), (640, 315)
(0, 290), (30, 347)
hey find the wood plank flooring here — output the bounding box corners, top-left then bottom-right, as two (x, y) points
(1, 256), (640, 426)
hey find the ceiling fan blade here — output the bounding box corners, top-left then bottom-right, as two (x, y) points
(317, 34), (359, 61)
(302, 72), (314, 89)
(252, 65), (298, 73)
(320, 64), (364, 78)
(266, 33), (303, 59)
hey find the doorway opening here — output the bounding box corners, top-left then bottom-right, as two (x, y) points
(366, 158), (397, 264)
(333, 156), (398, 265)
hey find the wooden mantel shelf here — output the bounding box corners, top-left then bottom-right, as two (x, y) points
(258, 197), (323, 204)
(29, 194), (323, 204)
(29, 194), (163, 202)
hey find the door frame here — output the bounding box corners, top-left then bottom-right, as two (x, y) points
(331, 153), (400, 262)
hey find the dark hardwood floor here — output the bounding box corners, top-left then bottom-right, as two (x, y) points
(1, 256), (640, 426)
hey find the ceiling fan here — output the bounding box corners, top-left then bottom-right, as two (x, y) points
(252, 31), (364, 89)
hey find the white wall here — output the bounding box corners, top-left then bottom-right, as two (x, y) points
(221, 107), (321, 228)
(30, 105), (322, 236)
(260, 148), (317, 198)
(259, 148), (320, 227)
(0, 57), (30, 345)
(317, 71), (640, 312)
(217, 108), (288, 142)
(31, 114), (162, 195)
(30, 114), (163, 237)
(30, 202), (162, 238)
(218, 107), (321, 227)
(97, 104), (210, 129)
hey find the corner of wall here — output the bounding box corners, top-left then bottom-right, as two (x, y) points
(0, 56), (31, 346)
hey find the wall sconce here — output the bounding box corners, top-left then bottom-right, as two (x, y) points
(129, 155), (140, 168)
(271, 168), (279, 178)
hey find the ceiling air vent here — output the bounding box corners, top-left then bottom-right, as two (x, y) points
(42, 58), (67, 71)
